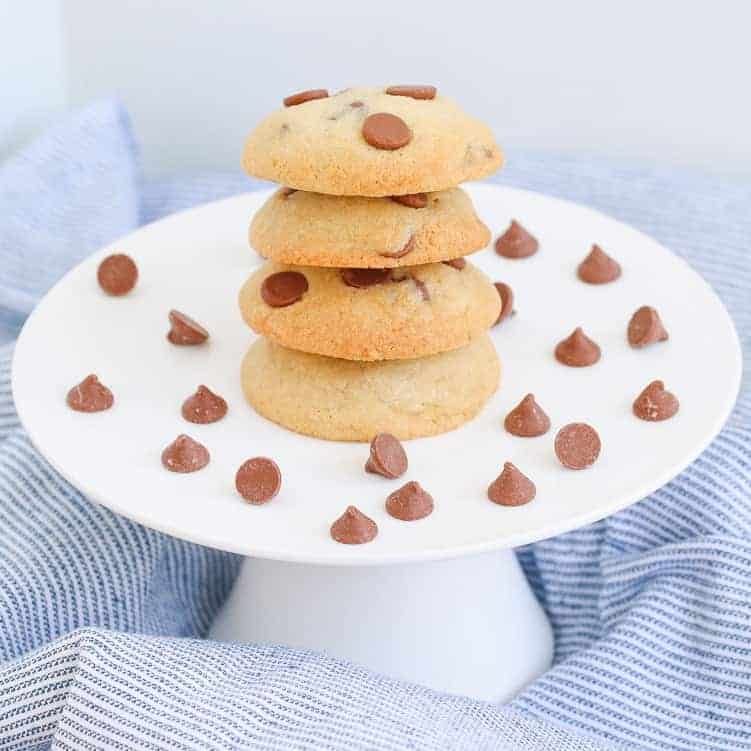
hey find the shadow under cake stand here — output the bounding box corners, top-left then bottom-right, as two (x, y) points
(12, 185), (742, 702)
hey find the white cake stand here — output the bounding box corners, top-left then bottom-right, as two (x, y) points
(12, 185), (741, 702)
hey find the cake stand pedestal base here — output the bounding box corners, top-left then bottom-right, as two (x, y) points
(209, 548), (553, 702)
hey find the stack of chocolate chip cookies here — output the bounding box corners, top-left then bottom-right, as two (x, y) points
(239, 86), (504, 441)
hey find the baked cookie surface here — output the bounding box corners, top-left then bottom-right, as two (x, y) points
(242, 87), (502, 196)
(250, 187), (490, 268)
(241, 335), (500, 441)
(239, 260), (501, 361)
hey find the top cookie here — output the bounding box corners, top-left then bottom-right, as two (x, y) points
(242, 86), (503, 196)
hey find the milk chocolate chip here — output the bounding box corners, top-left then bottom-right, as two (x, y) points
(235, 457), (282, 504)
(328, 101), (367, 121)
(488, 462), (536, 506)
(628, 306), (669, 348)
(261, 271), (309, 307)
(391, 193), (428, 208)
(555, 327), (601, 367)
(410, 276), (430, 302)
(555, 423), (601, 470)
(362, 113), (412, 150)
(633, 380), (679, 422)
(97, 254), (138, 296)
(330, 506), (378, 544)
(443, 258), (466, 270)
(386, 481), (434, 521)
(161, 435), (210, 473)
(493, 282), (514, 325)
(495, 221), (539, 259)
(365, 433), (408, 478)
(167, 310), (209, 346)
(504, 394), (551, 437)
(379, 234), (415, 259)
(577, 245), (621, 284)
(66, 374), (114, 413)
(341, 268), (391, 288)
(385, 85), (437, 100)
(283, 89), (329, 107)
(181, 385), (228, 424)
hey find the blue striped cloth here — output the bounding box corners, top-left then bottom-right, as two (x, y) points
(0, 99), (748, 750)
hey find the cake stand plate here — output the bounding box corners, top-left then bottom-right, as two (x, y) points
(12, 184), (741, 701)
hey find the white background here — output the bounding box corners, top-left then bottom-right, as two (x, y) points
(3, 0), (750, 176)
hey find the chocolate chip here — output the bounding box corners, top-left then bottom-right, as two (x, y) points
(341, 268), (392, 288)
(362, 113), (412, 150)
(327, 100), (368, 121)
(493, 282), (514, 325)
(487, 462), (536, 506)
(555, 327), (601, 367)
(495, 220), (539, 259)
(97, 254), (138, 296)
(379, 234), (415, 259)
(181, 385), (228, 424)
(385, 85), (437, 100)
(386, 481), (434, 521)
(280, 187), (297, 198)
(411, 276), (430, 301)
(504, 394), (550, 437)
(555, 423), (601, 470)
(66, 374), (114, 413)
(391, 193), (428, 208)
(330, 506), (378, 544)
(235, 457), (282, 504)
(577, 244), (621, 284)
(365, 433), (408, 478)
(328, 101), (368, 121)
(633, 380), (679, 422)
(443, 258), (466, 270)
(283, 89), (329, 107)
(161, 434), (210, 473)
(261, 271), (309, 307)
(628, 306), (669, 348)
(167, 310), (209, 345)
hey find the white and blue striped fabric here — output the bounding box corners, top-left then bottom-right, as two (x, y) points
(0, 100), (748, 750)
